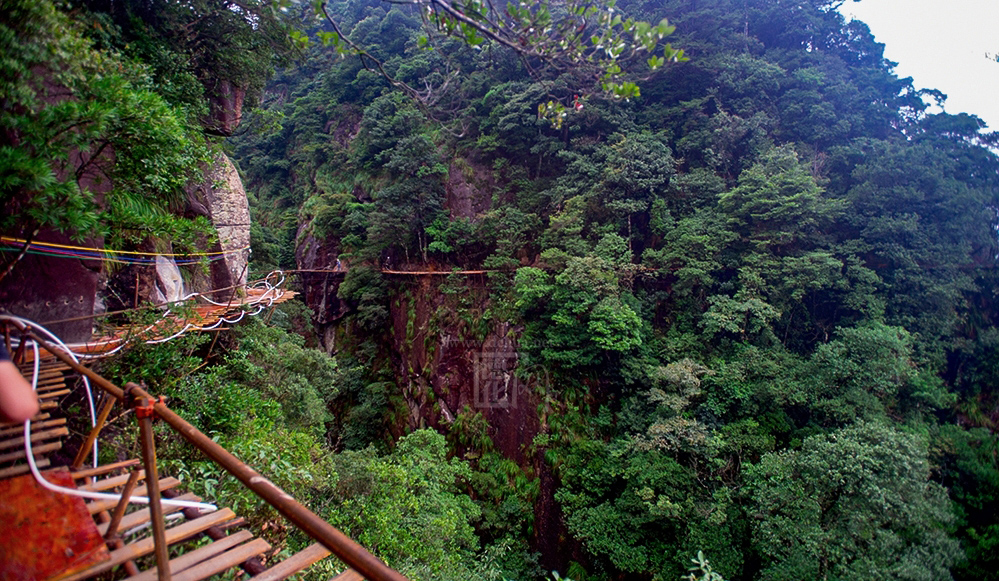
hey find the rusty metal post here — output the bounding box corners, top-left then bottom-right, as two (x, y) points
(134, 392), (171, 581)
(72, 392), (116, 470)
(103, 468), (143, 540)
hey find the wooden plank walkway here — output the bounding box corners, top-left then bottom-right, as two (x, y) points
(72, 286), (299, 358)
(0, 350), (345, 581)
(0, 358), (77, 478)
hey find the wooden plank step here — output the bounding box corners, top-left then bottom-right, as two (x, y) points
(35, 381), (69, 393)
(40, 400), (58, 411)
(72, 458), (141, 480)
(79, 470), (146, 492)
(33, 371), (69, 383)
(86, 477), (182, 514)
(32, 378), (69, 389)
(170, 538), (271, 581)
(0, 417), (66, 438)
(22, 368), (64, 379)
(330, 568), (366, 581)
(0, 412), (51, 428)
(0, 440), (62, 464)
(97, 493), (202, 536)
(16, 360), (63, 371)
(125, 530), (254, 581)
(52, 508), (237, 581)
(0, 427), (69, 452)
(25, 376), (67, 388)
(0, 457), (50, 478)
(252, 543), (333, 581)
(38, 388), (71, 400)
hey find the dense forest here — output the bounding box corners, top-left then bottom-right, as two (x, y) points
(3, 0), (999, 579)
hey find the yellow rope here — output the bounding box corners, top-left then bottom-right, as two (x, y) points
(0, 236), (250, 257)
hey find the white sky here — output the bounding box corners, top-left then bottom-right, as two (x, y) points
(838, 0), (999, 130)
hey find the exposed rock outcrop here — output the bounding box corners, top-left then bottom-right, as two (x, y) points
(389, 279), (539, 463)
(446, 159), (494, 220)
(0, 231), (102, 342)
(153, 255), (186, 305)
(185, 153), (251, 299)
(206, 80), (246, 137)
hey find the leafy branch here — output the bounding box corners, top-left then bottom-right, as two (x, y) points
(307, 0), (687, 124)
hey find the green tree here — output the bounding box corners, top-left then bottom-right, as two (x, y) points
(313, 0), (686, 107)
(747, 421), (961, 581)
(0, 0), (212, 256)
(323, 429), (481, 579)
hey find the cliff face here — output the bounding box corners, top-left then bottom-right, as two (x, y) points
(388, 276), (539, 462)
(295, 154), (573, 561)
(297, 240), (572, 565)
(0, 231), (103, 342)
(205, 80), (246, 137)
(99, 150), (253, 317)
(295, 232), (347, 351)
(0, 151), (252, 341)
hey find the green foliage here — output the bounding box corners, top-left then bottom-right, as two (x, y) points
(79, 0), (298, 110)
(338, 264), (390, 331)
(802, 322), (954, 425)
(0, 0), (213, 247)
(312, 0), (686, 109)
(225, 1), (999, 579)
(681, 551), (726, 581)
(323, 429), (481, 579)
(747, 421), (961, 581)
(219, 319), (339, 434)
(96, 333), (208, 393)
(935, 425), (999, 581)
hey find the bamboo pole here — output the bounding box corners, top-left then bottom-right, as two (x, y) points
(103, 469), (143, 540)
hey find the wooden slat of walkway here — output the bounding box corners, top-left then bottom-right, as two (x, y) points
(71, 458), (141, 480)
(0, 426), (69, 452)
(0, 457), (50, 478)
(252, 542), (333, 581)
(124, 530), (254, 581)
(0, 440), (62, 464)
(95, 492), (202, 536)
(170, 537), (272, 581)
(75, 288), (299, 357)
(53, 509), (238, 581)
(86, 477), (182, 514)
(78, 469), (146, 492)
(0, 416), (66, 438)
